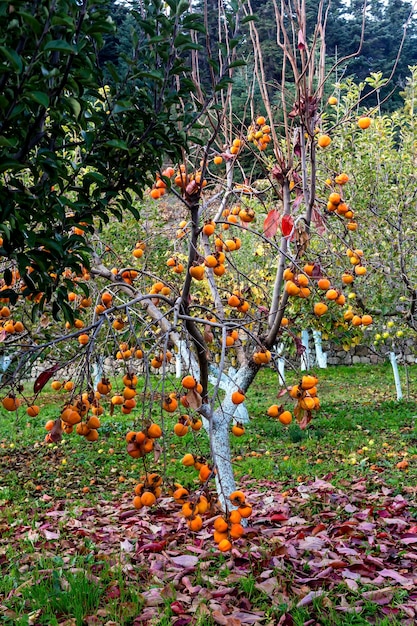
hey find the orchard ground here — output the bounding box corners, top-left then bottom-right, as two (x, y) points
(0, 363), (417, 625)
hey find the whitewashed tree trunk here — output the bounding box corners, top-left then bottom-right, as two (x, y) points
(175, 352), (182, 379)
(300, 330), (311, 371)
(201, 363), (257, 510)
(0, 355), (12, 382)
(312, 330), (327, 368)
(209, 406), (237, 511)
(275, 342), (285, 385)
(278, 357), (285, 384)
(208, 365), (250, 423)
(389, 351), (403, 400)
(176, 339), (200, 380)
(93, 356), (104, 389)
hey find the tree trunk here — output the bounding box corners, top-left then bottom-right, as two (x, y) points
(312, 330), (327, 368)
(201, 362), (258, 510)
(276, 342), (285, 385)
(301, 330), (311, 371)
(389, 351), (403, 400)
(0, 355), (12, 382)
(210, 405), (237, 511)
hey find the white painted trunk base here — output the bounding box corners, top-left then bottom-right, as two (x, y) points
(300, 330), (311, 371)
(389, 351), (403, 400)
(312, 330), (327, 368)
(0, 355), (11, 382)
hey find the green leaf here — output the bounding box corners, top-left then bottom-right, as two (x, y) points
(148, 36), (167, 44)
(83, 171), (106, 184)
(180, 42), (203, 52)
(8, 103), (25, 119)
(36, 238), (63, 257)
(65, 96), (81, 118)
(104, 139), (129, 150)
(28, 91), (50, 108)
(4, 268), (12, 286)
(113, 100), (133, 114)
(76, 281), (90, 298)
(181, 16), (206, 34)
(174, 33), (193, 47)
(44, 40), (75, 54)
(228, 60), (247, 69)
(208, 59), (219, 73)
(132, 15), (155, 36)
(241, 15), (258, 24)
(31, 303), (40, 324)
(0, 46), (23, 73)
(80, 130), (95, 150)
(20, 11), (42, 35)
(0, 288), (18, 305)
(177, 0), (190, 15)
(215, 77), (234, 91)
(188, 134), (205, 146)
(51, 16), (75, 28)
(139, 70), (164, 82)
(0, 160), (26, 174)
(0, 136), (17, 148)
(229, 38), (240, 50)
(0, 224), (10, 239)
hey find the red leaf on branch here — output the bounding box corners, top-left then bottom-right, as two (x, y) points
(33, 364), (61, 393)
(281, 214), (294, 237)
(153, 441), (162, 464)
(287, 329), (305, 356)
(298, 411), (313, 430)
(293, 193), (304, 210)
(263, 209), (280, 238)
(312, 207), (326, 235)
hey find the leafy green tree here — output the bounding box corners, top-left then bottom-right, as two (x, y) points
(0, 0), (200, 317)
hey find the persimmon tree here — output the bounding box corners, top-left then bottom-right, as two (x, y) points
(0, 0), (391, 551)
(317, 68), (417, 338)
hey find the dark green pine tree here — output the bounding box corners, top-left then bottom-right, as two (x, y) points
(243, 0), (283, 86)
(319, 0), (417, 108)
(99, 0), (144, 81)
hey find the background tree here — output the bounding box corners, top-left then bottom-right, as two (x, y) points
(315, 66), (417, 339)
(0, 0), (202, 316)
(241, 0), (417, 110)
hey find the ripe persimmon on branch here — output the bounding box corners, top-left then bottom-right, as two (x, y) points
(0, 0), (384, 551)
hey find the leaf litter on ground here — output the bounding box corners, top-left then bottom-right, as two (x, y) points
(1, 461), (417, 625)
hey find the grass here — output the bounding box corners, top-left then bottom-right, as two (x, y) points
(0, 363), (416, 624)
(0, 554), (143, 625)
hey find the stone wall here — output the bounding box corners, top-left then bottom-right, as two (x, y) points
(324, 340), (416, 366)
